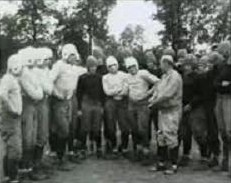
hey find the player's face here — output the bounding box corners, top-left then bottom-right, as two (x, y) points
(67, 54), (78, 65)
(127, 65), (138, 75)
(88, 66), (97, 74)
(108, 64), (118, 74)
(11, 63), (23, 76)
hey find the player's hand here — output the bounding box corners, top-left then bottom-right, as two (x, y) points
(183, 104), (191, 112)
(77, 110), (82, 117)
(222, 81), (230, 87)
(148, 99), (155, 108)
(116, 88), (123, 95)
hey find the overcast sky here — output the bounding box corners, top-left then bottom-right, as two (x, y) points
(0, 0), (162, 49)
(107, 0), (162, 48)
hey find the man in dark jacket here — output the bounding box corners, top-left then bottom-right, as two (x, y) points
(77, 56), (105, 158)
(213, 42), (231, 172)
(145, 51), (162, 142)
(214, 61), (231, 172)
(178, 54), (197, 166)
(189, 56), (220, 169)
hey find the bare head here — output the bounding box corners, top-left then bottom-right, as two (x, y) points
(86, 56), (98, 74)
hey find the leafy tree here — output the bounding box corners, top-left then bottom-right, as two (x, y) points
(0, 0), (59, 72)
(151, 0), (187, 51)
(120, 25), (134, 46)
(211, 0), (231, 42)
(120, 24), (145, 48)
(0, 0), (58, 45)
(51, 4), (89, 61)
(0, 15), (19, 40)
(75, 0), (116, 54)
(150, 0), (231, 52)
(0, 0), (116, 64)
(103, 35), (120, 56)
(180, 0), (230, 46)
(15, 0), (55, 45)
(0, 35), (25, 74)
(52, 0), (116, 58)
(119, 24), (150, 68)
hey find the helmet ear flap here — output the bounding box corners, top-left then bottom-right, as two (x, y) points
(7, 54), (22, 74)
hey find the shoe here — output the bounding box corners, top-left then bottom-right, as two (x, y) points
(38, 160), (54, 171)
(142, 147), (150, 155)
(69, 156), (82, 164)
(221, 159), (229, 172)
(105, 142), (112, 154)
(69, 151), (74, 155)
(96, 149), (103, 158)
(178, 155), (191, 167)
(193, 158), (209, 171)
(57, 160), (72, 172)
(18, 167), (33, 174)
(135, 146), (144, 161)
(118, 145), (122, 153)
(88, 142), (95, 155)
(130, 151), (141, 162)
(133, 143), (137, 152)
(46, 151), (57, 158)
(67, 151), (75, 157)
(18, 168), (32, 181)
(68, 151), (79, 163)
(79, 150), (87, 160)
(3, 176), (10, 183)
(228, 170), (231, 178)
(28, 170), (48, 181)
(212, 165), (222, 172)
(136, 151), (143, 162)
(141, 147), (151, 166)
(112, 148), (118, 155)
(141, 159), (151, 166)
(110, 148), (119, 159)
(208, 156), (219, 168)
(164, 165), (178, 175)
(121, 149), (129, 158)
(149, 162), (167, 172)
(213, 160), (229, 172)
(141, 155), (151, 165)
(137, 145), (143, 152)
(122, 148), (129, 154)
(7, 178), (20, 183)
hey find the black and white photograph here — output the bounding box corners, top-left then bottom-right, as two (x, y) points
(0, 0), (231, 183)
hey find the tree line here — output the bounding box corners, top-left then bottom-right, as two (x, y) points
(0, 0), (230, 74)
